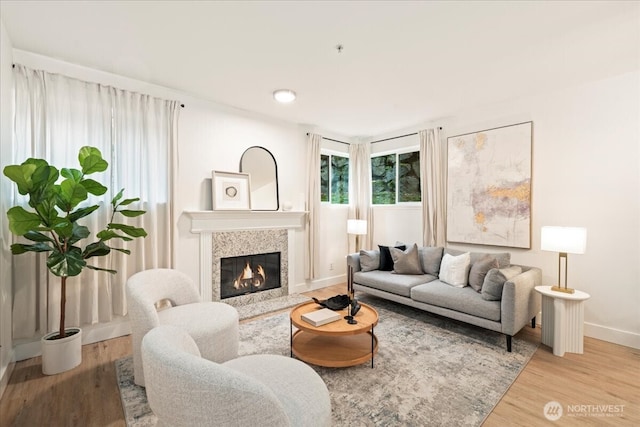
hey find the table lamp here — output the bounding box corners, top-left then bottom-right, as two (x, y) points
(541, 226), (587, 294)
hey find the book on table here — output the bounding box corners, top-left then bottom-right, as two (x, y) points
(301, 308), (341, 326)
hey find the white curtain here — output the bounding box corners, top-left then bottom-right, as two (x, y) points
(304, 134), (322, 280)
(419, 128), (447, 247)
(348, 142), (373, 252)
(12, 65), (179, 338)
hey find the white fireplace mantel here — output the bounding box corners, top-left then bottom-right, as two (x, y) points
(184, 210), (307, 299)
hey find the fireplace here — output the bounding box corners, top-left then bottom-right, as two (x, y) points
(220, 252), (281, 299)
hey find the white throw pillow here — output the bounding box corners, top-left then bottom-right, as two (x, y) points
(438, 252), (471, 287)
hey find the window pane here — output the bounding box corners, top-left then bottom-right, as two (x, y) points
(371, 154), (396, 204)
(398, 151), (421, 202)
(331, 155), (349, 204)
(320, 154), (329, 202)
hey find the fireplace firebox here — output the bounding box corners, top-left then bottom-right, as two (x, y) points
(220, 252), (281, 299)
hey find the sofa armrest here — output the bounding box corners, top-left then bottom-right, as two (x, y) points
(500, 266), (542, 336)
(346, 253), (362, 272)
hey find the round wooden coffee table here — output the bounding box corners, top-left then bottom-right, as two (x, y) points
(290, 300), (378, 368)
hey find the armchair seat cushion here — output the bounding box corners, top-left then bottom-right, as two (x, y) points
(158, 302), (239, 364)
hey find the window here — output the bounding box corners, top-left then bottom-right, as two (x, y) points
(371, 150), (421, 204)
(320, 153), (349, 204)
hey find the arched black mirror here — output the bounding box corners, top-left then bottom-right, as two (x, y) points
(240, 146), (279, 211)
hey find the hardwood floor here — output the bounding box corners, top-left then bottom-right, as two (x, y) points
(1, 283), (638, 426)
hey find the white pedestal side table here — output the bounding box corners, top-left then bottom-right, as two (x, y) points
(535, 286), (591, 357)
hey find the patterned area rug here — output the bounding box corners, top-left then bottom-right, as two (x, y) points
(116, 294), (538, 426)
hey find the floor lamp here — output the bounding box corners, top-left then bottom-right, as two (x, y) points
(541, 226), (587, 294)
(346, 220), (367, 324)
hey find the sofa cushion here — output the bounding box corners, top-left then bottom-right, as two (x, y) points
(468, 255), (499, 292)
(438, 252), (471, 287)
(411, 281), (501, 321)
(354, 270), (435, 298)
(481, 266), (523, 301)
(418, 246), (444, 276)
(445, 248), (511, 268)
(378, 244), (406, 271)
(359, 249), (380, 272)
(390, 244), (423, 275)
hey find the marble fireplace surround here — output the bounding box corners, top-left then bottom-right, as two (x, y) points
(184, 211), (307, 305)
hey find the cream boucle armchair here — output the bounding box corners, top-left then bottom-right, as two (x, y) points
(142, 325), (332, 427)
(126, 268), (239, 386)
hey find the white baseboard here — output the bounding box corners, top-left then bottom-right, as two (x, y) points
(584, 322), (640, 349)
(13, 316), (132, 362)
(290, 274), (346, 294)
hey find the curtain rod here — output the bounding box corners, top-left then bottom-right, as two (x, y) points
(306, 133), (349, 145)
(370, 127), (443, 144)
(13, 64), (185, 108)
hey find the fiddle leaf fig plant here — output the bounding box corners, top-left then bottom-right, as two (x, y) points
(4, 146), (147, 340)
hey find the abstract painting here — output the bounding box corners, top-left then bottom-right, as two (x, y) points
(446, 122), (532, 248)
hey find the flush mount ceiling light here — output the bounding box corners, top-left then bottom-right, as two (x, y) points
(273, 89), (296, 103)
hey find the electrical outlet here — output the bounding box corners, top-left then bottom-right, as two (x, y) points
(329, 263), (334, 270)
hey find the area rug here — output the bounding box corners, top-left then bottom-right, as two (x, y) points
(116, 294), (538, 426)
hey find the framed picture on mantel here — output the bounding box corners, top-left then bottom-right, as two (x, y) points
(212, 171), (251, 210)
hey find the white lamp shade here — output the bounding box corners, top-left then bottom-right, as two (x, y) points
(347, 219), (367, 235)
(541, 226), (587, 254)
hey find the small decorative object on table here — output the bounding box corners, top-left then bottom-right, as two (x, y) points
(301, 308), (341, 327)
(345, 265), (361, 324)
(312, 294), (349, 310)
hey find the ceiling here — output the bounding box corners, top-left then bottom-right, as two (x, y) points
(1, 1), (638, 138)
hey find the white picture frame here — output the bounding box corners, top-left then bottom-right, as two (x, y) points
(212, 171), (251, 210)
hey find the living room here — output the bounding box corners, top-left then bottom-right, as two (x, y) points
(0, 1), (638, 425)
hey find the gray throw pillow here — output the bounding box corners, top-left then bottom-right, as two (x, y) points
(390, 243), (423, 275)
(418, 246), (444, 275)
(445, 248), (511, 268)
(481, 265), (523, 301)
(469, 255), (499, 292)
(359, 250), (380, 272)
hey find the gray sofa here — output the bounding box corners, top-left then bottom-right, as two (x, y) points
(347, 246), (541, 351)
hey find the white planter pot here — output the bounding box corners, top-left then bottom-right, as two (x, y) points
(41, 327), (82, 375)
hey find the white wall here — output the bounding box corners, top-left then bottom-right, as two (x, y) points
(0, 18), (15, 398)
(369, 71), (640, 348)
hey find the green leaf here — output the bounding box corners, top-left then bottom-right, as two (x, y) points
(10, 242), (54, 254)
(3, 164), (37, 194)
(117, 198), (140, 207)
(68, 205), (100, 223)
(82, 241), (111, 259)
(86, 265), (117, 274)
(111, 189), (124, 205)
(24, 230), (54, 243)
(78, 147), (108, 174)
(107, 223), (147, 238)
(81, 179), (107, 196)
(96, 229), (133, 242)
(53, 218), (73, 238)
(119, 209), (146, 217)
(68, 223), (90, 245)
(6, 206), (43, 235)
(47, 247), (86, 277)
(59, 178), (88, 210)
(111, 247), (131, 255)
(61, 168), (83, 182)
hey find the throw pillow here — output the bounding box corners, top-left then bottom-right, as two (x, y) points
(359, 249), (380, 272)
(390, 243), (423, 275)
(481, 265), (523, 301)
(468, 255), (499, 292)
(378, 244), (406, 271)
(418, 246), (444, 275)
(438, 252), (471, 287)
(445, 249), (511, 268)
